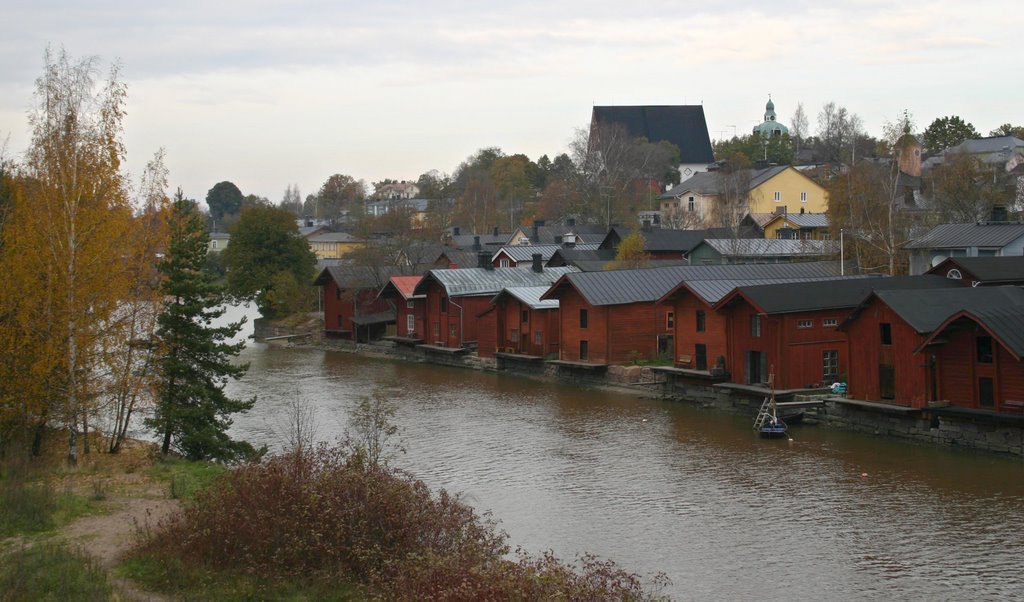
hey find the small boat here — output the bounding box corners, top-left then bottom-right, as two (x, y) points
(754, 373), (789, 439)
(780, 410), (804, 425)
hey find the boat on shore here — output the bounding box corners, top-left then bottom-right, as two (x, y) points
(754, 373), (789, 438)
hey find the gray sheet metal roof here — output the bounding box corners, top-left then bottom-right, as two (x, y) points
(904, 222), (1024, 249)
(547, 247), (617, 268)
(545, 261), (845, 306)
(700, 238), (838, 256)
(659, 165), (790, 199)
(415, 266), (576, 298)
(770, 213), (829, 228)
(309, 231), (358, 243)
(495, 243), (600, 263)
(732, 275), (953, 314)
(927, 256), (1024, 283)
(683, 276), (866, 306)
(490, 286), (560, 310)
(869, 286), (1024, 333)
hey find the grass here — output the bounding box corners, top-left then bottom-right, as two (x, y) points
(146, 456), (227, 501)
(0, 542), (114, 601)
(120, 555), (362, 602)
(0, 476), (98, 538)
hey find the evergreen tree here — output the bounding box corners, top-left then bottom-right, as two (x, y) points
(148, 191), (258, 462)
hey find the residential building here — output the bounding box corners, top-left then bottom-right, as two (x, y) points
(904, 222), (1024, 275)
(762, 212), (830, 240)
(308, 231), (362, 259)
(208, 232), (230, 253)
(491, 243), (600, 268)
(925, 256), (1024, 286)
(658, 165), (828, 227)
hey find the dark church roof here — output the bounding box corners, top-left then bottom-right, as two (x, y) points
(591, 105), (714, 164)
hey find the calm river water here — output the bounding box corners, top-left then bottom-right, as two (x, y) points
(223, 309), (1024, 601)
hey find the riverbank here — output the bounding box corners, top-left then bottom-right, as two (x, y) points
(256, 316), (1024, 458)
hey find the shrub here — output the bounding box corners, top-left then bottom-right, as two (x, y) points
(134, 443), (669, 600)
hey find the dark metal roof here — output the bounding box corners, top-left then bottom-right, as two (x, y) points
(314, 265), (400, 289)
(450, 232), (509, 249)
(547, 247), (617, 268)
(519, 224), (608, 245)
(865, 286), (1024, 333)
(414, 266), (576, 298)
(730, 275), (953, 314)
(965, 307), (1024, 357)
(591, 105), (714, 164)
(926, 256), (1024, 284)
(494, 243), (600, 263)
(904, 222), (1024, 249)
(544, 261), (845, 306)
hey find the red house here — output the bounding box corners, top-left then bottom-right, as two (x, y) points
(489, 286), (560, 358)
(377, 275), (425, 341)
(413, 262), (574, 351)
(716, 276), (953, 387)
(919, 306), (1024, 412)
(840, 286), (1024, 407)
(542, 262), (849, 366)
(926, 256), (1024, 287)
(314, 266), (398, 342)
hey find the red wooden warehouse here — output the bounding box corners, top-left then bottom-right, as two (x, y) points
(716, 275), (953, 388)
(840, 286), (1024, 408)
(314, 266), (398, 342)
(412, 257), (573, 351)
(376, 275), (426, 342)
(488, 286), (561, 358)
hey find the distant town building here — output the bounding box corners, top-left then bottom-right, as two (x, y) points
(752, 96), (789, 138)
(590, 104), (715, 181)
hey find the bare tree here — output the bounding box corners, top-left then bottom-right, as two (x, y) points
(791, 102), (808, 155)
(348, 389), (404, 468)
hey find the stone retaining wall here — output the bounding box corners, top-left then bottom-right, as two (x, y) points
(260, 319), (1024, 458)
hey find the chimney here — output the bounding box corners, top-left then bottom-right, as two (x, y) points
(532, 253), (543, 273)
(567, 217), (576, 227)
(453, 226), (461, 236)
(642, 220), (652, 232)
(473, 235), (481, 251)
(478, 251), (491, 269)
(532, 222), (540, 242)
(773, 206), (787, 216)
(492, 226), (499, 236)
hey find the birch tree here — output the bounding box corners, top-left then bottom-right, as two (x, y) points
(3, 49), (139, 464)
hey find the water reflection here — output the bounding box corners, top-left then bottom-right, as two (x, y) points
(225, 314), (1024, 600)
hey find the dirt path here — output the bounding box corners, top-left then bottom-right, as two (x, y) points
(61, 490), (180, 602)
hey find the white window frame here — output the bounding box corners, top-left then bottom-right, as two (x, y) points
(499, 258), (510, 268)
(797, 319), (813, 329)
(774, 191), (781, 202)
(406, 313), (415, 333)
(823, 318), (838, 327)
(800, 191), (808, 202)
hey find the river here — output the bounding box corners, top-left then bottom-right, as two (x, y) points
(223, 308), (1024, 601)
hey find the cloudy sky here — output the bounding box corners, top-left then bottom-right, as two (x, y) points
(1, 1), (1020, 204)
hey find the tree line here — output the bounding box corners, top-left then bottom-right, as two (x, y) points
(0, 49), (262, 464)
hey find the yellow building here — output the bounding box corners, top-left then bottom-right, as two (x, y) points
(308, 232), (363, 259)
(762, 212), (831, 240)
(658, 165), (828, 226)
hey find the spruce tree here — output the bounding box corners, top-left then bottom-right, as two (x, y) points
(148, 191), (257, 462)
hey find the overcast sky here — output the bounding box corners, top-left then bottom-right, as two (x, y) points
(1, 1), (1021, 204)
